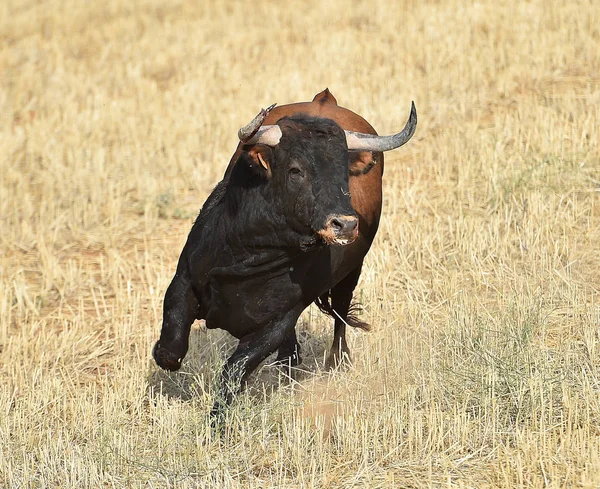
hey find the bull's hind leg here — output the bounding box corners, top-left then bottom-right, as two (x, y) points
(153, 272), (199, 372)
(325, 263), (369, 370)
(211, 308), (300, 419)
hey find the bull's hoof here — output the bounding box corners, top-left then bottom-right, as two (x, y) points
(152, 342), (183, 371)
(325, 350), (352, 371)
(274, 353), (302, 380)
(276, 341), (301, 366)
(275, 352), (302, 368)
(275, 344), (302, 377)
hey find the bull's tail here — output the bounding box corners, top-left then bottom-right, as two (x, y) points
(314, 292), (371, 331)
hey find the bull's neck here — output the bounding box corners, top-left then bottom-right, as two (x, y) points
(223, 177), (298, 246)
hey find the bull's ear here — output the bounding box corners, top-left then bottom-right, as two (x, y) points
(243, 145), (273, 179)
(349, 151), (379, 176)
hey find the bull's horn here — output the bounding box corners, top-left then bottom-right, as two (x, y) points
(241, 125), (283, 146)
(345, 102), (417, 152)
(238, 103), (277, 143)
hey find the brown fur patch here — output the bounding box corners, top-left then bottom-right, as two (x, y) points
(247, 146), (272, 178)
(317, 227), (337, 245)
(349, 151), (378, 176)
(311, 88), (338, 106)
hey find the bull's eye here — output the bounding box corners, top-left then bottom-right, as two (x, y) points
(288, 166), (303, 177)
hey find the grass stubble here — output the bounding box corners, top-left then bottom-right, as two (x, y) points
(1, 0), (599, 487)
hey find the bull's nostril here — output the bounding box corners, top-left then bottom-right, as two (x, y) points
(331, 218), (345, 232)
(329, 216), (358, 235)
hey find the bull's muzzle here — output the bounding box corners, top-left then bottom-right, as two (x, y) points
(318, 215), (359, 245)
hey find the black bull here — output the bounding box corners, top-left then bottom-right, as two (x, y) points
(153, 89), (417, 416)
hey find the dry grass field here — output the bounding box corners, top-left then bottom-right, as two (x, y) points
(1, 0), (600, 487)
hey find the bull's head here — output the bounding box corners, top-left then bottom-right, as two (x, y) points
(234, 103), (417, 248)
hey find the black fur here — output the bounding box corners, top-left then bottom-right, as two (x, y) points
(153, 115), (365, 416)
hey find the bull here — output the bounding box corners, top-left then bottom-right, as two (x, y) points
(153, 89), (417, 416)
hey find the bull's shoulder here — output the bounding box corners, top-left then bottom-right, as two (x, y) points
(182, 181), (229, 271)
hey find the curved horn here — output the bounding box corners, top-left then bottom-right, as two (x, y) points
(345, 102), (417, 152)
(242, 125), (283, 146)
(238, 103), (277, 143)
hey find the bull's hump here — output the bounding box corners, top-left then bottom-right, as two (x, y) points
(312, 88), (338, 106)
(263, 90), (375, 134)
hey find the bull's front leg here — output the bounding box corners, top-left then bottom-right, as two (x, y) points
(153, 271), (199, 372)
(210, 307), (301, 419)
(275, 329), (302, 371)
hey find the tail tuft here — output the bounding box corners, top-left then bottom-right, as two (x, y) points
(315, 292), (371, 331)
